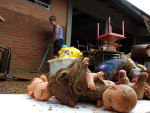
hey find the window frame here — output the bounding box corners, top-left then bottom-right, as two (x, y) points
(26, 0), (52, 10)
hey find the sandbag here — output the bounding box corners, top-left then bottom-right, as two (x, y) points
(131, 44), (150, 57)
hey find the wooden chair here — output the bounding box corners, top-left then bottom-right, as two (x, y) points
(97, 17), (126, 51)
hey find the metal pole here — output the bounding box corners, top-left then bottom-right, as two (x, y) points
(97, 23), (99, 38)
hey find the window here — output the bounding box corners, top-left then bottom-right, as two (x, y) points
(27, 0), (52, 10)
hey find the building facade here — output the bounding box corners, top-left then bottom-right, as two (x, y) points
(0, 0), (68, 73)
(0, 0), (149, 73)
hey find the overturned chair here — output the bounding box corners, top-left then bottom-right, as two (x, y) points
(0, 46), (11, 79)
(0, 46), (28, 80)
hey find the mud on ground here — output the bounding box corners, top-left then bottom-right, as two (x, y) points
(0, 73), (50, 94)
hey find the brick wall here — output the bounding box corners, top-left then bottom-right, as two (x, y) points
(0, 0), (68, 73)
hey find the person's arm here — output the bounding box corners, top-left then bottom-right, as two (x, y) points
(52, 27), (59, 41)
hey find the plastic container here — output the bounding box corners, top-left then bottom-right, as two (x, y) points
(47, 58), (76, 75)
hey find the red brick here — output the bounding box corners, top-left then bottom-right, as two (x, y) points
(0, 0), (67, 73)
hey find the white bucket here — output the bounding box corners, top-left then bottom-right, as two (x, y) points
(47, 58), (76, 75)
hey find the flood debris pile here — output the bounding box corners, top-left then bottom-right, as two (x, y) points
(46, 57), (149, 112)
(27, 56), (150, 113)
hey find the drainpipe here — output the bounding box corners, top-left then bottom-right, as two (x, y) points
(66, 0), (73, 47)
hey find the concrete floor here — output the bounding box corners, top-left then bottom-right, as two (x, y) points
(0, 94), (150, 113)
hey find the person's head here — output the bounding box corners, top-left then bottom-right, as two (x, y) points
(49, 15), (57, 25)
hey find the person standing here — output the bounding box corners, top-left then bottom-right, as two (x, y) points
(49, 16), (64, 59)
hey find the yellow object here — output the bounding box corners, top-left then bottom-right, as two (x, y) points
(136, 64), (147, 70)
(90, 49), (95, 51)
(58, 46), (83, 58)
